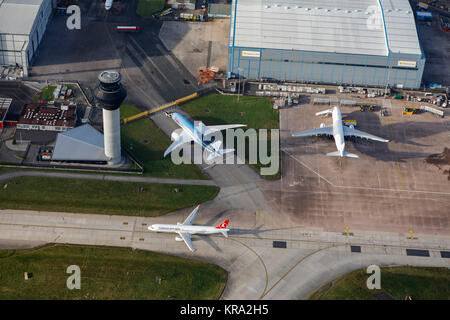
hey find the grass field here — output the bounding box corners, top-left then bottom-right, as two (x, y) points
(0, 176), (219, 216)
(136, 0), (165, 18)
(181, 94), (280, 179)
(310, 266), (450, 300)
(121, 105), (208, 179)
(0, 244), (227, 299)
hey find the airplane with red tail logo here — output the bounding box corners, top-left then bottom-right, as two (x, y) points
(148, 204), (229, 252)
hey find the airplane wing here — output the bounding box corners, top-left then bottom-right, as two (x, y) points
(178, 232), (195, 252)
(182, 205), (200, 225)
(292, 126), (333, 137)
(203, 124), (247, 137)
(163, 131), (194, 157)
(343, 126), (389, 142)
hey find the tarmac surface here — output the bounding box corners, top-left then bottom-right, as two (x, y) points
(267, 97), (450, 236)
(0, 0), (449, 300)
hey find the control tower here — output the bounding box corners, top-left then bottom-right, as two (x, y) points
(94, 70), (127, 165)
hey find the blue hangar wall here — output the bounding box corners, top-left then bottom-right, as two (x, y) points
(227, 46), (425, 89)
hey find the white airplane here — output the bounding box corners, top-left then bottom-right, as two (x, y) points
(148, 205), (230, 252)
(105, 0), (113, 10)
(164, 111), (246, 161)
(292, 106), (389, 158)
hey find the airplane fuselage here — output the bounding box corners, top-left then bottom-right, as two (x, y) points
(331, 107), (345, 157)
(105, 0), (113, 10)
(169, 112), (217, 154)
(149, 223), (229, 236)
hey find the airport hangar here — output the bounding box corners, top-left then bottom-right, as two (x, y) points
(0, 0), (54, 77)
(227, 0), (425, 89)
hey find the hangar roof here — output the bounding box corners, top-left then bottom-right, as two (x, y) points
(52, 124), (108, 162)
(0, 0), (43, 36)
(229, 0), (422, 56)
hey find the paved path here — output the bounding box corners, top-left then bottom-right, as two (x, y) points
(0, 170), (217, 186)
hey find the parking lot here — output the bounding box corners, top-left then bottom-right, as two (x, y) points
(258, 96), (450, 236)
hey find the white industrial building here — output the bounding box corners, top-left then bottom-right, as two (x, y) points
(228, 0), (425, 89)
(0, 0), (54, 77)
(52, 124), (109, 163)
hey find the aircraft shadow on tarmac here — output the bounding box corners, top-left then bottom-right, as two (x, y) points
(189, 226), (271, 253)
(284, 111), (448, 163)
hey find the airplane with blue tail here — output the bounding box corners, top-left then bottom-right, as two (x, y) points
(163, 111), (246, 161)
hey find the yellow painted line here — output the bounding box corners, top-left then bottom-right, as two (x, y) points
(130, 218), (137, 244)
(260, 244), (345, 299)
(228, 237), (269, 300)
(387, 117), (405, 190)
(222, 165), (263, 230)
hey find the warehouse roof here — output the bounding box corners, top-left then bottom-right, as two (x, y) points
(230, 0), (421, 56)
(52, 125), (108, 162)
(0, 0), (43, 35)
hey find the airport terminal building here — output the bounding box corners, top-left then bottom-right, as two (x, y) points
(227, 0), (425, 89)
(0, 0), (54, 77)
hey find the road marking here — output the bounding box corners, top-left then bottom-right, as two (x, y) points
(282, 149), (450, 196)
(228, 237), (269, 300)
(259, 244), (341, 299)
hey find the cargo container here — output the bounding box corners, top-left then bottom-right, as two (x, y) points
(418, 2), (429, 10)
(416, 11), (432, 21)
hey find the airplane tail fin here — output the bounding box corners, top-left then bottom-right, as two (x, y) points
(326, 151), (359, 158)
(216, 219), (229, 229)
(216, 220), (229, 238)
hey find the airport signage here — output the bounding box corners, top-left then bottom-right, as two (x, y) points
(241, 50), (260, 58)
(397, 60), (417, 68)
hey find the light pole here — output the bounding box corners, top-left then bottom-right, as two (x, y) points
(237, 67), (242, 102)
(384, 58), (392, 99)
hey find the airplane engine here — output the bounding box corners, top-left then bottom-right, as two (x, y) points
(320, 123), (326, 128)
(349, 125), (355, 129)
(175, 236), (183, 242)
(171, 131), (180, 141)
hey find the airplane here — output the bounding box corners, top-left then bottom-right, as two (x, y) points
(292, 106), (389, 158)
(163, 111), (246, 161)
(148, 205), (230, 252)
(105, 0), (113, 10)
